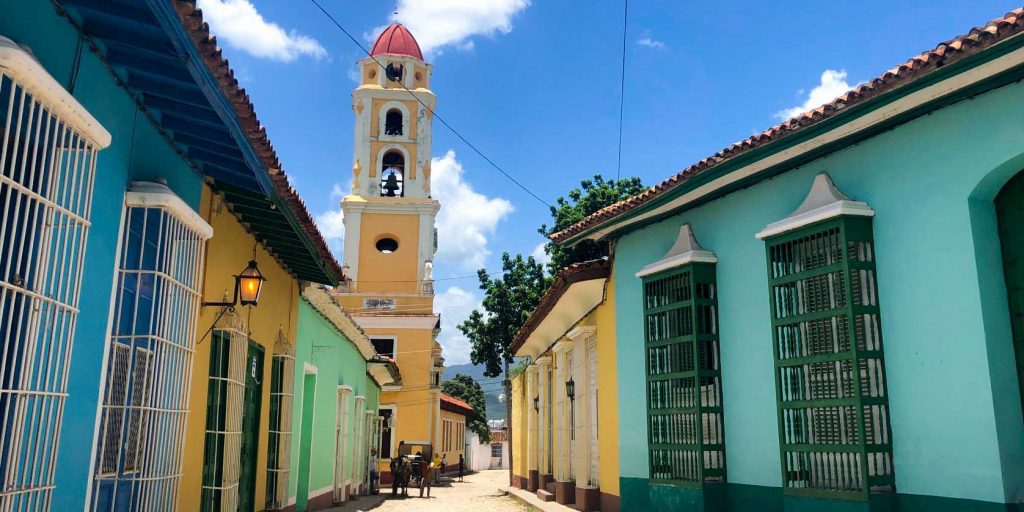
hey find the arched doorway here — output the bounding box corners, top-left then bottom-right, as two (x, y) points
(995, 170), (1024, 420)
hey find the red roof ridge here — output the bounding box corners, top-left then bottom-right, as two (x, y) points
(551, 7), (1024, 244)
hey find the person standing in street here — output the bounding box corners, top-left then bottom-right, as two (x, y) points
(440, 454), (448, 483)
(432, 453), (442, 484)
(458, 453), (465, 482)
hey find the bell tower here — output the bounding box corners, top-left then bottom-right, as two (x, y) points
(337, 24), (448, 473)
(340, 23), (439, 296)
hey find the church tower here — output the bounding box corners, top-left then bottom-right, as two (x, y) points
(336, 24), (458, 481)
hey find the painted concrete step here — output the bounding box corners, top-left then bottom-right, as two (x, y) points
(537, 489), (556, 502)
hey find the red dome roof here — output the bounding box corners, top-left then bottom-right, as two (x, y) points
(370, 23), (423, 61)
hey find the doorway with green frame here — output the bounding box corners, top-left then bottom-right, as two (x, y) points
(995, 170), (1024, 423)
(296, 372), (317, 512)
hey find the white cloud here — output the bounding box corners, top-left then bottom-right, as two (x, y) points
(376, 0), (531, 56)
(530, 242), (550, 266)
(432, 150), (514, 271)
(775, 69), (859, 120)
(197, 0), (327, 62)
(435, 285), (482, 365)
(314, 182), (349, 258)
(637, 31), (667, 50)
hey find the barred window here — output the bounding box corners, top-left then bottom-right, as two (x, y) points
(265, 333), (295, 510)
(763, 215), (894, 499)
(201, 312), (248, 512)
(91, 184), (211, 511)
(642, 262), (726, 485)
(0, 36), (110, 509)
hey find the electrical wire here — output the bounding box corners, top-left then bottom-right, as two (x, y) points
(307, 0), (551, 209)
(615, 0), (629, 180)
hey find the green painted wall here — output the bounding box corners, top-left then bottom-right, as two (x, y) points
(613, 78), (1024, 510)
(290, 298), (380, 505)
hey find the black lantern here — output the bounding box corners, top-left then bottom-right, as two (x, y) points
(566, 376), (575, 402)
(533, 395), (540, 412)
(203, 260), (267, 308)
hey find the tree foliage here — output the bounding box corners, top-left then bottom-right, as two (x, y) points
(458, 253), (551, 379)
(441, 374), (491, 443)
(538, 174), (646, 271)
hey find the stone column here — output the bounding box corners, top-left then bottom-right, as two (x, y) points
(551, 340), (575, 505)
(525, 365), (539, 492)
(568, 326), (600, 511)
(536, 355), (552, 491)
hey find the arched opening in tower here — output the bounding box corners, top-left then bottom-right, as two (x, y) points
(385, 109), (403, 136)
(381, 150), (405, 197)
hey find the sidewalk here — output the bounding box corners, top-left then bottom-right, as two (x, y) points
(321, 493), (386, 512)
(503, 486), (578, 512)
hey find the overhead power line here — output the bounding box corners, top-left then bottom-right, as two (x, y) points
(616, 0), (629, 180)
(308, 0), (551, 209)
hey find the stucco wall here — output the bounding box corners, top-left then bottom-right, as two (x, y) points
(594, 276), (620, 497)
(291, 298), (380, 505)
(614, 80), (1024, 504)
(0, 2), (204, 509)
(180, 186), (301, 511)
(511, 374), (527, 481)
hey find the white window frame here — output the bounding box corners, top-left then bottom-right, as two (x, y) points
(89, 182), (212, 511)
(334, 385), (353, 502)
(370, 334), (398, 361)
(0, 35), (111, 509)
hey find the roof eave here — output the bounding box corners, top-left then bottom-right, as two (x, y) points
(552, 10), (1024, 245)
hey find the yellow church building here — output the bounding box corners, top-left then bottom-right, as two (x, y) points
(333, 23), (465, 481)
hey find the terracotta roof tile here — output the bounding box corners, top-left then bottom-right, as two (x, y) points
(552, 8), (1024, 244)
(440, 393), (473, 415)
(173, 0), (345, 282)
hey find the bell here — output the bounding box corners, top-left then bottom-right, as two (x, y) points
(383, 172), (401, 197)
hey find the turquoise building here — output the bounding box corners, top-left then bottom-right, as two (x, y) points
(552, 8), (1024, 512)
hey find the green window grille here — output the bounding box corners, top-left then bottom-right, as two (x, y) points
(642, 263), (726, 485)
(763, 216), (895, 499)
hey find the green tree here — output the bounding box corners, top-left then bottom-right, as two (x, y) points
(441, 374), (491, 443)
(538, 174), (646, 271)
(458, 252), (551, 379)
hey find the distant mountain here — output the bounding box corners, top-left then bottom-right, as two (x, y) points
(444, 363), (507, 421)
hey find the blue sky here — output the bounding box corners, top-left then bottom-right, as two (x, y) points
(196, 0), (1017, 364)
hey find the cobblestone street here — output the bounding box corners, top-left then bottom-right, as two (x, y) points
(375, 470), (528, 512)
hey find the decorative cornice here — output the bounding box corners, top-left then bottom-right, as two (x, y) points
(535, 356), (552, 367)
(636, 224), (716, 278)
(552, 340), (574, 354)
(566, 326), (597, 341)
(0, 36), (111, 148)
(125, 182), (213, 239)
(756, 173), (874, 239)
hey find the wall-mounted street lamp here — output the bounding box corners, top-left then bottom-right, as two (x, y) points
(566, 375), (576, 442)
(203, 260), (267, 308)
(533, 396), (540, 413)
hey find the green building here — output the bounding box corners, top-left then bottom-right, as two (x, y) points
(551, 8), (1024, 512)
(286, 285), (399, 512)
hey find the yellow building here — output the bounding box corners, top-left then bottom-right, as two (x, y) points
(333, 23), (447, 481)
(510, 259), (620, 512)
(439, 394), (472, 471)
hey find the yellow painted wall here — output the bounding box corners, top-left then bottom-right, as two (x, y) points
(438, 408), (467, 464)
(369, 140), (417, 179)
(595, 274), (620, 496)
(368, 324), (440, 470)
(370, 99), (419, 140)
(510, 374), (526, 480)
(357, 212), (420, 293)
(178, 186), (301, 511)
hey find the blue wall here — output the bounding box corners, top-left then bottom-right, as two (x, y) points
(614, 79), (1024, 507)
(0, 1), (202, 509)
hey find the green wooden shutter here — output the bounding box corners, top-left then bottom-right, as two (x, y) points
(763, 216), (895, 500)
(642, 262), (726, 486)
